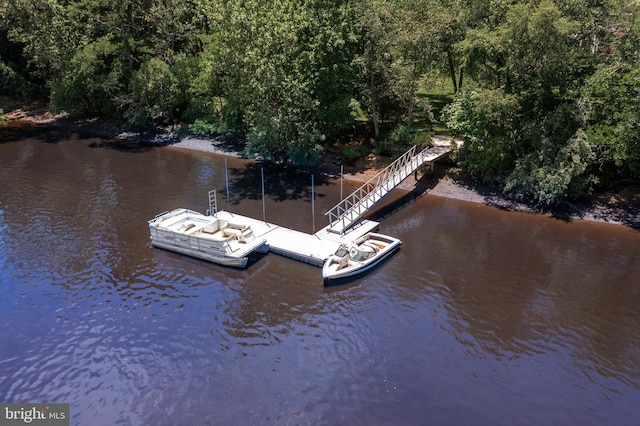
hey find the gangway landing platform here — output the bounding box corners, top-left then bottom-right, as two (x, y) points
(325, 140), (455, 234)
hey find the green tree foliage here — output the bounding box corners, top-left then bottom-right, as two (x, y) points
(443, 88), (518, 177)
(51, 36), (124, 116)
(505, 108), (596, 204)
(391, 0), (450, 131)
(123, 57), (181, 125)
(1, 0), (639, 198)
(354, 0), (451, 134)
(1, 0), (77, 95)
(353, 0), (394, 138)
(581, 11), (640, 180)
(444, 0), (621, 204)
(208, 0), (358, 164)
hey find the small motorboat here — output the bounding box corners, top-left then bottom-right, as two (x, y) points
(148, 208), (268, 268)
(322, 232), (401, 285)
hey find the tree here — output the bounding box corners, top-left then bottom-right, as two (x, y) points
(581, 6), (640, 181)
(208, 0), (358, 165)
(449, 0), (512, 90)
(1, 0), (79, 92)
(353, 0), (394, 139)
(442, 88), (519, 177)
(445, 0), (603, 204)
(505, 107), (596, 204)
(50, 35), (125, 116)
(501, 0), (584, 112)
(32, 0), (204, 122)
(390, 0), (450, 131)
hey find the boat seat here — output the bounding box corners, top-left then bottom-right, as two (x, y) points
(223, 228), (241, 237)
(362, 242), (379, 252)
(223, 228), (245, 242)
(367, 240), (385, 249)
(339, 255), (349, 270)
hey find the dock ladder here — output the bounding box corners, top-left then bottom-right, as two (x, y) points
(206, 190), (217, 216)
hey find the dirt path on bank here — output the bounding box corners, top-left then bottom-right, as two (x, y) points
(3, 104), (639, 229)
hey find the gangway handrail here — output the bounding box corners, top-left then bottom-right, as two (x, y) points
(326, 145), (435, 232)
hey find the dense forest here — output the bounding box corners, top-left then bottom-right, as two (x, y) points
(1, 0), (639, 204)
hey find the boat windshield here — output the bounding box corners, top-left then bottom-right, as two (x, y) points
(334, 245), (349, 257)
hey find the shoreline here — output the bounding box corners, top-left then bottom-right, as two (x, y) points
(3, 105), (639, 230)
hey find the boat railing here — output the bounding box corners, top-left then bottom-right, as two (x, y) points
(150, 211), (170, 222)
(151, 227), (234, 253)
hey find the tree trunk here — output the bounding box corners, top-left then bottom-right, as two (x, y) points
(370, 67), (379, 139)
(121, 2), (135, 76)
(406, 64), (417, 133)
(447, 49), (458, 93)
(123, 36), (135, 76)
(458, 66), (464, 92)
(407, 89), (414, 133)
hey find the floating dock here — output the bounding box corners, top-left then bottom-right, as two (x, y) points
(215, 211), (379, 267)
(211, 142), (459, 267)
(157, 143), (459, 270)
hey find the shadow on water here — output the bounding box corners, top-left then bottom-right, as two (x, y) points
(323, 277), (363, 291)
(0, 120), (158, 152)
(322, 248), (401, 290)
(84, 128), (246, 154)
(549, 197), (640, 230)
(0, 121), (73, 144)
(366, 168), (441, 222)
(87, 139), (158, 153)
(227, 162), (331, 204)
(149, 245), (269, 271)
(2, 117), (246, 154)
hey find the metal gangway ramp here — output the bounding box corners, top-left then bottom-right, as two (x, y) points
(325, 142), (453, 234)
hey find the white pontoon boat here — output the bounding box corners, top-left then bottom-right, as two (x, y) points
(148, 208), (268, 268)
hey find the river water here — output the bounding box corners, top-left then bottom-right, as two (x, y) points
(1, 123), (639, 425)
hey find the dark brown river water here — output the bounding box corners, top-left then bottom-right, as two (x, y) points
(1, 123), (639, 425)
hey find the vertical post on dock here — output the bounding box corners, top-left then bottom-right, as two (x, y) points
(340, 165), (343, 201)
(312, 174), (315, 234)
(261, 167), (266, 222)
(225, 158), (230, 211)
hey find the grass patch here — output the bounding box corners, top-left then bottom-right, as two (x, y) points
(414, 78), (455, 135)
(181, 119), (228, 136)
(342, 144), (370, 165)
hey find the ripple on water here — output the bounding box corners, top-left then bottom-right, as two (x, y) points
(2, 130), (640, 425)
(2, 300), (217, 424)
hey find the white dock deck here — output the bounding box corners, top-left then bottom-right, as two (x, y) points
(215, 211), (379, 267)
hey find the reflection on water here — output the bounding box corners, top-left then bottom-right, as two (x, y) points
(1, 123), (639, 425)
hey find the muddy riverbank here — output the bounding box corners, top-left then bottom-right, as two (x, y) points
(3, 104), (639, 229)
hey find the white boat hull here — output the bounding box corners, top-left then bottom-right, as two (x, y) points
(150, 239), (251, 268)
(322, 232), (401, 284)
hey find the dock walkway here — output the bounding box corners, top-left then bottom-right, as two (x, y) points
(325, 140), (456, 234)
(215, 211), (379, 267)
(201, 140), (460, 268)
